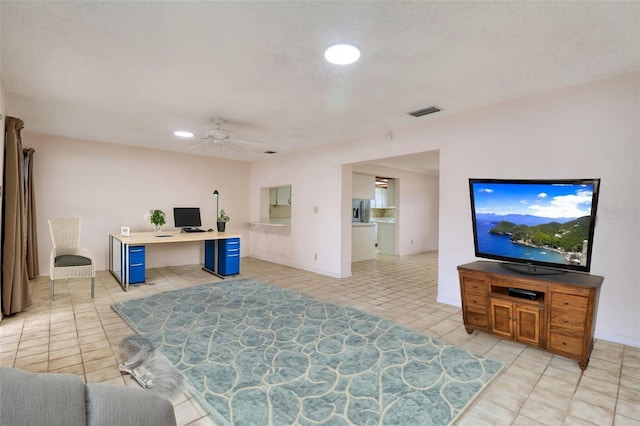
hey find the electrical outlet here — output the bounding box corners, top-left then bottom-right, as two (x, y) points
(314, 253), (317, 260)
(411, 239), (413, 245)
(313, 206), (318, 213)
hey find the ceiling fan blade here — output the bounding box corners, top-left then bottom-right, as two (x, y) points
(225, 141), (246, 151)
(187, 140), (210, 151)
(230, 137), (264, 145)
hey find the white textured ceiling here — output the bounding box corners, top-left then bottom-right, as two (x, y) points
(1, 1), (639, 168)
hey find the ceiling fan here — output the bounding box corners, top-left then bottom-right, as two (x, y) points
(188, 118), (263, 151)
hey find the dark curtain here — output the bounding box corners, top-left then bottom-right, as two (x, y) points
(24, 148), (38, 279)
(2, 117), (32, 314)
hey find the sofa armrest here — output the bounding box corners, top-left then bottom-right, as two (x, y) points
(85, 383), (176, 426)
(0, 367), (86, 426)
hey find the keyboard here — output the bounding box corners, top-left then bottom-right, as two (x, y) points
(183, 228), (205, 233)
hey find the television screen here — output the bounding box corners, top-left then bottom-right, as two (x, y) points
(469, 178), (600, 273)
(173, 207), (202, 228)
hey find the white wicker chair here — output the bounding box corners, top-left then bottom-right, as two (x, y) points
(48, 218), (96, 301)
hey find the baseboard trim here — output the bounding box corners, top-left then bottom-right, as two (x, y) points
(594, 330), (640, 348)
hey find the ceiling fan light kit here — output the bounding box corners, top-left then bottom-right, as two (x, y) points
(205, 128), (229, 140)
(185, 118), (265, 152)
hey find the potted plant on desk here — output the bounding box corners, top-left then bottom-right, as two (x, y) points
(148, 209), (166, 232)
(217, 209), (230, 232)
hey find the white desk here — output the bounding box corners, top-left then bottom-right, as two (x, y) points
(109, 231), (241, 291)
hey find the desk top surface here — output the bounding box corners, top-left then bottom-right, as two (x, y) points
(110, 231), (241, 245)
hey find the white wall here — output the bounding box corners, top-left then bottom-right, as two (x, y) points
(249, 146), (345, 276)
(0, 79), (5, 181)
(248, 72), (640, 347)
(24, 133), (250, 272)
(0, 73), (6, 321)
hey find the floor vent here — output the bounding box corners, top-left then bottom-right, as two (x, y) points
(407, 105), (441, 117)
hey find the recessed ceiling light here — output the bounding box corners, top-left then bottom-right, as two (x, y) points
(324, 43), (360, 65)
(174, 131), (194, 138)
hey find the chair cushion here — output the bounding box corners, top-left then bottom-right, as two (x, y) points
(55, 254), (92, 267)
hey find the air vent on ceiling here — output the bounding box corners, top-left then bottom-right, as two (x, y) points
(407, 105), (441, 117)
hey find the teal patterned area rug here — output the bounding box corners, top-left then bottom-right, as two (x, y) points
(111, 279), (502, 425)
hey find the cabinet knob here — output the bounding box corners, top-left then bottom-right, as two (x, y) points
(562, 319), (569, 323)
(563, 301), (569, 305)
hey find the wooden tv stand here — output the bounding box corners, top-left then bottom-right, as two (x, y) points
(457, 261), (603, 370)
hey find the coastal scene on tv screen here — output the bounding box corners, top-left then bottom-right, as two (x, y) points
(472, 181), (596, 267)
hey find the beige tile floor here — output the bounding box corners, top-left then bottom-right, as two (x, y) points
(0, 251), (638, 425)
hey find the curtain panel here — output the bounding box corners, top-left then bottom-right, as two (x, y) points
(24, 148), (39, 279)
(2, 117), (32, 314)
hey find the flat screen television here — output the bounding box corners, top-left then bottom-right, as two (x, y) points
(469, 178), (600, 274)
(173, 207), (202, 230)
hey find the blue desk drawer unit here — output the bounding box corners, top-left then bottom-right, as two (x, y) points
(218, 238), (240, 276)
(128, 246), (146, 284)
(204, 240), (215, 271)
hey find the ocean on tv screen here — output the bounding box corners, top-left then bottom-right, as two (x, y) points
(474, 215), (587, 265)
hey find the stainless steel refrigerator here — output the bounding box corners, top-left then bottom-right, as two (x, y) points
(352, 199), (371, 223)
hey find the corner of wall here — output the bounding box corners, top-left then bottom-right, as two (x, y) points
(0, 75), (5, 322)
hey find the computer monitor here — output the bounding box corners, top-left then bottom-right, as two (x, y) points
(173, 207), (202, 231)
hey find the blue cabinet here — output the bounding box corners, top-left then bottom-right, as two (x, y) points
(128, 246), (145, 284)
(204, 240), (216, 271)
(204, 238), (240, 276)
(218, 238), (240, 276)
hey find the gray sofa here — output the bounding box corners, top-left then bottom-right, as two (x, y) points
(0, 366), (177, 426)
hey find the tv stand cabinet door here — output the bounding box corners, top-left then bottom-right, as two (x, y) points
(489, 299), (514, 339)
(490, 299), (542, 347)
(515, 304), (542, 347)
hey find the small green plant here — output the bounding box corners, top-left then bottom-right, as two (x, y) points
(217, 209), (230, 223)
(148, 209), (166, 227)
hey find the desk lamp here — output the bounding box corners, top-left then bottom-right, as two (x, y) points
(213, 190), (219, 220)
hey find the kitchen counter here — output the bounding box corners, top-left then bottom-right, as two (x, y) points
(377, 221), (395, 255)
(352, 222), (376, 261)
(372, 219), (395, 223)
(250, 218), (291, 227)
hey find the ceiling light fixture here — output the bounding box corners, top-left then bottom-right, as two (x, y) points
(174, 131), (194, 138)
(324, 43), (360, 65)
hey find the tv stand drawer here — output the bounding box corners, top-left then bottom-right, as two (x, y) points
(549, 330), (584, 357)
(464, 309), (488, 329)
(550, 293), (588, 311)
(463, 293), (487, 311)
